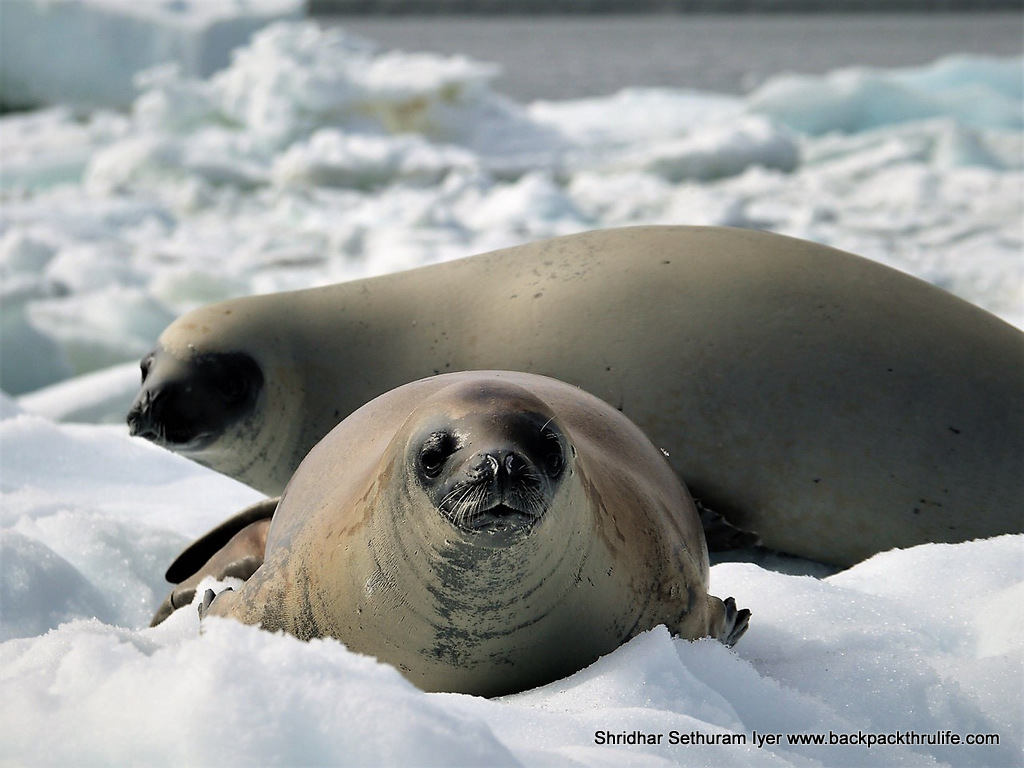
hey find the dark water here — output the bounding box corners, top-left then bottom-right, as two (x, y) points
(325, 12), (1024, 100)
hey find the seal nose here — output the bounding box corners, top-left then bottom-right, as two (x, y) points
(469, 449), (527, 482)
(127, 389), (159, 439)
(127, 381), (199, 445)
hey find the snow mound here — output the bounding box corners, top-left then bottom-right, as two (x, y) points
(0, 407), (1020, 767)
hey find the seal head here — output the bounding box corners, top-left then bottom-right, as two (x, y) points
(126, 346), (263, 451)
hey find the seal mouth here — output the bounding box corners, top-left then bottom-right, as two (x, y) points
(439, 484), (546, 535)
(156, 431), (216, 453)
(462, 502), (541, 534)
(127, 408), (216, 451)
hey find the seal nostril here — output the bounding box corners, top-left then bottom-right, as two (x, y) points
(504, 453), (526, 476)
(127, 403), (157, 439)
(470, 451), (530, 479)
(127, 384), (195, 445)
(474, 454), (498, 477)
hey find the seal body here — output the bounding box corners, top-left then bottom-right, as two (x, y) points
(128, 226), (1024, 566)
(204, 371), (748, 696)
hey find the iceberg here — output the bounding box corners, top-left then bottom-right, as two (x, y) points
(0, 0), (303, 110)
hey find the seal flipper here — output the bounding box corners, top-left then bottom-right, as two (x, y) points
(695, 498), (760, 551)
(150, 550), (264, 626)
(199, 587), (230, 619)
(165, 497), (279, 583)
(716, 596), (751, 647)
(150, 512), (272, 627)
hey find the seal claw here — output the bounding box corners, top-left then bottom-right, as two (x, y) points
(719, 596), (751, 647)
(199, 587), (230, 619)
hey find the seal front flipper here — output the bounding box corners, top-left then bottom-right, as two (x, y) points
(151, 580), (197, 627)
(711, 596), (751, 647)
(695, 499), (760, 551)
(150, 504), (274, 626)
(199, 587), (232, 619)
(165, 497), (279, 583)
(150, 549), (265, 627)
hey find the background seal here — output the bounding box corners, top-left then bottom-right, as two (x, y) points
(128, 226), (1024, 566)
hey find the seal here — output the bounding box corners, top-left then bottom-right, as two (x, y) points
(149, 497), (276, 627)
(200, 371), (750, 697)
(127, 226), (1024, 566)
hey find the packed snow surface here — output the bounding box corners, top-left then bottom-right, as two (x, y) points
(1, 396), (1021, 766)
(1, 11), (1022, 767)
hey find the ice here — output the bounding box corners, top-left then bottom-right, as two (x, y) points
(528, 88), (746, 147)
(0, 0), (304, 111)
(2, 24), (1021, 394)
(0, 14), (1021, 766)
(748, 54), (1024, 135)
(611, 115), (799, 182)
(271, 129), (479, 190)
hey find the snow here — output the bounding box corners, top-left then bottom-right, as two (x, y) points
(747, 55), (1024, 135)
(0, 4), (1021, 765)
(1, 394), (1020, 765)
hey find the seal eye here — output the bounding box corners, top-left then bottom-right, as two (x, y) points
(542, 429), (565, 478)
(140, 355), (153, 384)
(420, 449), (446, 478)
(419, 431), (458, 480)
(545, 450), (564, 477)
(217, 375), (248, 403)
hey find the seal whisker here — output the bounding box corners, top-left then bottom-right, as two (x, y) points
(512, 483), (549, 515)
(443, 481), (489, 528)
(441, 482), (478, 515)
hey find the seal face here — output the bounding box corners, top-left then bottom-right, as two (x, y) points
(415, 405), (568, 538)
(127, 348), (263, 451)
(200, 371), (749, 697)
